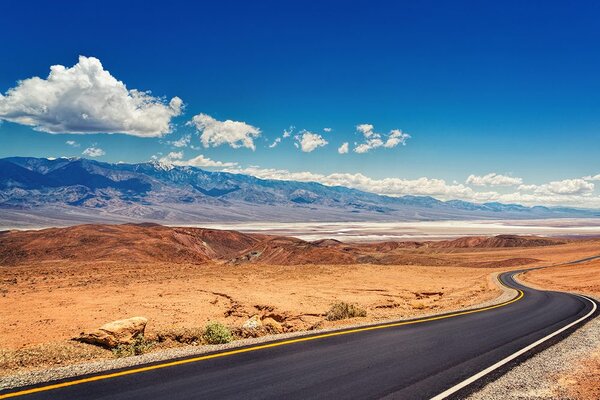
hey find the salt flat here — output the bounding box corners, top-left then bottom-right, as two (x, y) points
(186, 218), (600, 242)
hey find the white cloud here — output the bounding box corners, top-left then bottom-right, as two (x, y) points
(384, 129), (410, 148)
(0, 56), (182, 136)
(267, 126), (295, 149)
(169, 134), (191, 148)
(268, 137), (282, 148)
(223, 165), (480, 200)
(178, 154), (237, 168)
(584, 174), (600, 181)
(295, 130), (328, 152)
(353, 124), (410, 153)
(65, 140), (79, 147)
(466, 173), (523, 187)
(356, 124), (375, 138)
(188, 113), (261, 150)
(338, 142), (349, 154)
(178, 155), (237, 168)
(519, 179), (594, 196)
(282, 126), (294, 138)
(158, 152), (238, 168)
(220, 165), (600, 208)
(82, 146), (105, 157)
(159, 151), (184, 163)
(354, 138), (383, 154)
(323, 127), (332, 132)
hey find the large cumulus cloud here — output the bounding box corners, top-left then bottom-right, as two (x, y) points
(0, 56), (183, 136)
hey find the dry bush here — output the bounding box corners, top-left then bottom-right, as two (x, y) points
(326, 302), (367, 321)
(203, 322), (233, 344)
(155, 327), (204, 345)
(111, 336), (154, 358)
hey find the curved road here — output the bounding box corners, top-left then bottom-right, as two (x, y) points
(1, 269), (597, 400)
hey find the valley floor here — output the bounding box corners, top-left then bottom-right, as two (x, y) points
(1, 233), (599, 384)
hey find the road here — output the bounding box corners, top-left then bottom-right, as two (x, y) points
(1, 270), (597, 400)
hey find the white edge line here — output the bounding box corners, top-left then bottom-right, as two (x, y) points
(430, 293), (598, 400)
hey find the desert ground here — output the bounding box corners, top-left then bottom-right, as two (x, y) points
(1, 224), (599, 382)
(520, 259), (600, 400)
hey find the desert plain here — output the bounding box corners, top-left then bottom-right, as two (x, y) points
(0, 223), (599, 398)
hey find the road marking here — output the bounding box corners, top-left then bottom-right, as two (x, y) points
(0, 287), (524, 399)
(430, 293), (598, 400)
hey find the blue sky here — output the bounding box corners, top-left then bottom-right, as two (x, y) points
(1, 1), (600, 207)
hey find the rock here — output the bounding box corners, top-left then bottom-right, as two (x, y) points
(77, 317), (148, 348)
(262, 317), (284, 333)
(262, 311), (289, 322)
(242, 315), (262, 330)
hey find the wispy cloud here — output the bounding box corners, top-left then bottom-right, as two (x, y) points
(159, 151), (238, 168)
(583, 174), (600, 181)
(466, 173), (523, 187)
(168, 134), (191, 148)
(338, 142), (349, 154)
(82, 146), (105, 157)
(268, 137), (282, 148)
(354, 124), (410, 153)
(65, 140), (80, 147)
(267, 126), (294, 149)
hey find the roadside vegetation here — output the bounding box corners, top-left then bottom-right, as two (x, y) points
(203, 322), (233, 344)
(112, 336), (154, 358)
(326, 302), (367, 321)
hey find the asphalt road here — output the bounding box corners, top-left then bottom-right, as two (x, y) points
(1, 270), (597, 400)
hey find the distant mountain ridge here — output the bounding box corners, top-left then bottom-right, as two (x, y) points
(0, 156), (597, 228)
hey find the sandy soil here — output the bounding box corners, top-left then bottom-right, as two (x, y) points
(520, 259), (600, 400)
(0, 262), (499, 351)
(1, 234), (599, 376)
(522, 258), (600, 297)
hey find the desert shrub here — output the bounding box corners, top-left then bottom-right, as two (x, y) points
(156, 327), (204, 345)
(203, 322), (233, 344)
(112, 336), (154, 358)
(326, 302), (367, 321)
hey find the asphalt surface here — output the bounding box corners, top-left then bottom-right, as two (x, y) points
(2, 270), (597, 400)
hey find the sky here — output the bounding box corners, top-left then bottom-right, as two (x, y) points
(1, 0), (600, 208)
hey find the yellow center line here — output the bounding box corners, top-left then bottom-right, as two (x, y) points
(0, 284), (524, 399)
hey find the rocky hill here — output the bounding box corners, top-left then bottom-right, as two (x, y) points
(0, 224), (568, 266)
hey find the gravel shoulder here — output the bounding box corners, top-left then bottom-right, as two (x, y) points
(468, 274), (600, 400)
(0, 272), (515, 391)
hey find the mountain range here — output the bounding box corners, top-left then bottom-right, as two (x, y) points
(0, 156), (598, 228)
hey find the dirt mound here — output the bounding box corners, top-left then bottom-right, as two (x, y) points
(431, 235), (564, 249)
(464, 257), (540, 268)
(230, 238), (452, 266)
(0, 224), (261, 266)
(230, 237), (358, 265)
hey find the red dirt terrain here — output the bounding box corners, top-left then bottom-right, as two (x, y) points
(0, 224), (566, 267)
(0, 224), (262, 265)
(429, 234), (564, 249)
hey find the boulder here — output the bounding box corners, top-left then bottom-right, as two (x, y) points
(262, 317), (284, 333)
(77, 317), (148, 348)
(242, 315), (262, 330)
